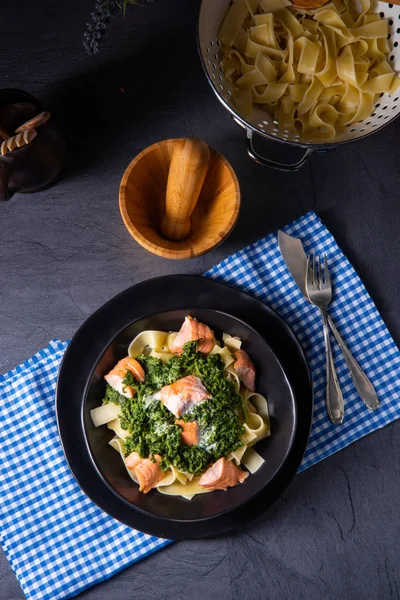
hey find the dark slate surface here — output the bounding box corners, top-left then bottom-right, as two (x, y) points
(1, 1), (400, 599)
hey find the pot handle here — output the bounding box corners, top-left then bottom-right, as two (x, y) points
(233, 117), (313, 172)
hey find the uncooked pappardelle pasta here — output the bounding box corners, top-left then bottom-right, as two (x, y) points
(90, 316), (270, 500)
(219, 0), (400, 139)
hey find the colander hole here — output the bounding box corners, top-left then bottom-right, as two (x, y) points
(372, 124), (377, 127)
(389, 3), (393, 6)
(388, 33), (391, 39)
(210, 40), (214, 46)
(389, 19), (393, 26)
(273, 120), (279, 125)
(219, 85), (223, 90)
(217, 40), (221, 46)
(272, 127), (278, 132)
(350, 128), (356, 132)
(378, 115), (383, 118)
(394, 42), (399, 47)
(228, 90), (232, 95)
(384, 115), (389, 119)
(263, 120), (269, 125)
(360, 128), (365, 132)
(271, 131), (277, 136)
(214, 54), (218, 60)
(346, 123), (351, 127)
(380, 93), (384, 97)
(380, 11), (384, 17)
(390, 55), (395, 61)
(366, 121), (371, 124)
(211, 73), (216, 79)
(372, 112), (376, 116)
(395, 97), (399, 101)
(397, 28), (400, 33)
(207, 59), (211, 65)
(375, 103), (380, 107)
(218, 76), (222, 81)
(258, 123), (265, 128)
(383, 105), (388, 110)
(207, 48), (210, 53)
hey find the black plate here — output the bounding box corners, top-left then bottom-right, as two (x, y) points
(56, 275), (313, 539)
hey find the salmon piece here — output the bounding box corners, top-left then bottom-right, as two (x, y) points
(125, 451), (142, 470)
(170, 316), (214, 355)
(199, 457), (248, 491)
(134, 454), (164, 494)
(105, 357), (145, 398)
(125, 451), (164, 493)
(175, 419), (200, 446)
(234, 349), (256, 392)
(159, 375), (211, 417)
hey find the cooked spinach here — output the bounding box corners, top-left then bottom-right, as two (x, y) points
(102, 342), (244, 473)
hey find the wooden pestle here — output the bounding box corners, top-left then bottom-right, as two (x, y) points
(160, 137), (210, 241)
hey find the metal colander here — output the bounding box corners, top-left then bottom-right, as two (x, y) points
(198, 0), (400, 170)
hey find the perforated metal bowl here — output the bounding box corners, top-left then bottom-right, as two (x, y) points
(198, 0), (400, 170)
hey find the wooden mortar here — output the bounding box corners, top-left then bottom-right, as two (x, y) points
(119, 137), (240, 260)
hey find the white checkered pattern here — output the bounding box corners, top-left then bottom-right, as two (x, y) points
(1, 211), (399, 600)
(206, 211), (400, 470)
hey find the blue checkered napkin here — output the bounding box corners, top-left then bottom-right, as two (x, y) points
(1, 212), (400, 600)
(0, 341), (171, 600)
(206, 211), (400, 471)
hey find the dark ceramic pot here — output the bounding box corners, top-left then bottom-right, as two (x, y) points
(0, 89), (66, 200)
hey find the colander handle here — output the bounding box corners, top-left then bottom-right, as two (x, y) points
(234, 118), (313, 171)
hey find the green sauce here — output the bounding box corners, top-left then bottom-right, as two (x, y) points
(102, 341), (244, 474)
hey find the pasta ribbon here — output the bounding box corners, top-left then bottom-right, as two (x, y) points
(107, 417), (129, 440)
(149, 349), (174, 363)
(157, 477), (210, 501)
(210, 344), (235, 368)
(128, 331), (169, 357)
(241, 448), (265, 473)
(90, 402), (120, 427)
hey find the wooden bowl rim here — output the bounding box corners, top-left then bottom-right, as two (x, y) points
(119, 138), (240, 260)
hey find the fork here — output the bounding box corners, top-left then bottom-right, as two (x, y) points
(306, 254), (344, 425)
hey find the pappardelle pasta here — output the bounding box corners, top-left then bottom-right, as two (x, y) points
(90, 316), (270, 500)
(219, 0), (400, 139)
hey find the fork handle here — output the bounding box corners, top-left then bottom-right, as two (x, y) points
(321, 309), (344, 424)
(327, 315), (380, 411)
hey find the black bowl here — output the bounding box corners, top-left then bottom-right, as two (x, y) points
(57, 275), (313, 539)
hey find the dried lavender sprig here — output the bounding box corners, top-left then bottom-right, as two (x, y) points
(83, 0), (122, 56)
(83, 0), (154, 56)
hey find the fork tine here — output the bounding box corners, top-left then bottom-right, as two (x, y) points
(306, 255), (313, 293)
(312, 253), (316, 285)
(324, 254), (331, 287)
(317, 254), (324, 290)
